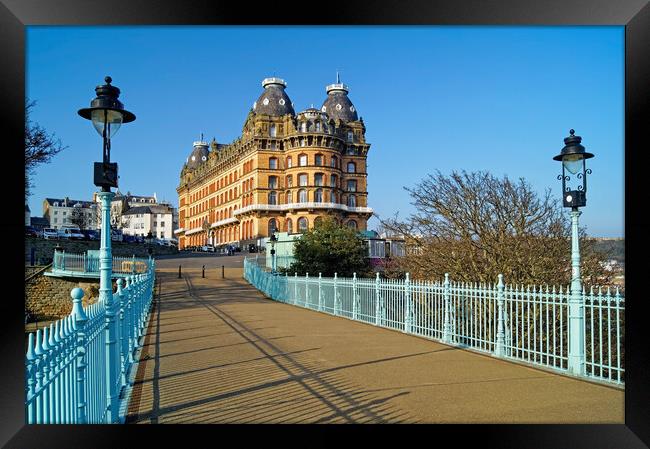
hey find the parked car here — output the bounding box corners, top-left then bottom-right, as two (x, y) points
(110, 229), (123, 242)
(25, 226), (39, 237)
(201, 245), (215, 252)
(59, 228), (84, 240)
(81, 229), (100, 241)
(43, 228), (58, 240)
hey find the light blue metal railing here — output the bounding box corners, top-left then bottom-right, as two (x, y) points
(52, 251), (151, 277)
(25, 261), (156, 423)
(244, 257), (624, 386)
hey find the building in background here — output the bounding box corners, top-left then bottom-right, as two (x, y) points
(121, 203), (175, 240)
(175, 76), (373, 250)
(43, 197), (98, 230)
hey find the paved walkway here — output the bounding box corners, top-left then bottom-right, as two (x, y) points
(126, 261), (624, 424)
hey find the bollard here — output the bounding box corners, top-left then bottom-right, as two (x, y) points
(222, 265), (225, 278)
(178, 265), (182, 279)
(202, 265), (205, 278)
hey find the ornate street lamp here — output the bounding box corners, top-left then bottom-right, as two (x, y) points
(78, 76), (135, 423)
(269, 232), (278, 273)
(553, 129), (594, 376)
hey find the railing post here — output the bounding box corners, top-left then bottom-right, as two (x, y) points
(294, 272), (298, 305)
(352, 273), (358, 320)
(125, 276), (135, 363)
(61, 250), (66, 271)
(404, 273), (412, 333)
(305, 273), (310, 308)
(25, 333), (37, 423)
(443, 273), (452, 343)
(333, 273), (339, 315)
(375, 272), (381, 326)
(495, 274), (506, 357)
(116, 279), (127, 388)
(70, 287), (87, 424)
(318, 273), (323, 311)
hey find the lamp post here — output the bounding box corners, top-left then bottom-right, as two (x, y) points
(553, 129), (594, 376)
(269, 232), (278, 274)
(78, 76), (135, 423)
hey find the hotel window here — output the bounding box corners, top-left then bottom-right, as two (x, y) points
(347, 162), (356, 173)
(315, 121), (321, 132)
(269, 124), (276, 137)
(298, 217), (308, 232)
(346, 146), (356, 155)
(347, 180), (357, 192)
(347, 195), (356, 207)
(330, 190), (337, 203)
(314, 189), (323, 203)
(286, 175), (293, 187)
(286, 191), (292, 203)
(347, 220), (358, 229)
(268, 191), (277, 205)
(268, 218), (278, 235)
(298, 189), (308, 203)
(314, 173), (323, 186)
(315, 154), (323, 166)
(301, 122), (307, 132)
(269, 157), (278, 169)
(330, 174), (337, 187)
(299, 174), (308, 186)
(347, 131), (354, 142)
(331, 156), (338, 168)
(268, 176), (278, 189)
(299, 154), (307, 166)
(270, 141), (277, 150)
(286, 156), (292, 168)
(286, 218), (293, 233)
(300, 138), (306, 147)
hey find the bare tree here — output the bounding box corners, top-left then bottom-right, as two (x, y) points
(25, 101), (67, 198)
(69, 206), (89, 230)
(381, 170), (608, 287)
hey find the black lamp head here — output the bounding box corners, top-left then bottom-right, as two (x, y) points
(553, 129), (594, 162)
(78, 76), (136, 123)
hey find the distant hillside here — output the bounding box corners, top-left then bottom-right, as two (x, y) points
(591, 238), (624, 262)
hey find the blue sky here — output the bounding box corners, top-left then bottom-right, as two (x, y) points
(26, 26), (624, 237)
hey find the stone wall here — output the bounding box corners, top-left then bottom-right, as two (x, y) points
(25, 269), (111, 322)
(25, 237), (177, 264)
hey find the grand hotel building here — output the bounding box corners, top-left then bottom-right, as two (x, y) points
(175, 76), (373, 250)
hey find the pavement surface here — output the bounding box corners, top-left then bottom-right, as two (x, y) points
(126, 255), (624, 424)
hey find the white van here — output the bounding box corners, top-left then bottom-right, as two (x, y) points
(58, 227), (84, 240)
(43, 228), (58, 240)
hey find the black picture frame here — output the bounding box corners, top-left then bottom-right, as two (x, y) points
(3, 0), (648, 447)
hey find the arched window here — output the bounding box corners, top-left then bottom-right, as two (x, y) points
(301, 122), (307, 132)
(298, 173), (308, 186)
(315, 121), (321, 132)
(286, 191), (292, 203)
(268, 176), (278, 189)
(347, 131), (354, 142)
(330, 174), (337, 187)
(347, 220), (357, 229)
(269, 157), (278, 169)
(268, 218), (278, 235)
(268, 191), (277, 205)
(315, 154), (323, 166)
(314, 189), (323, 203)
(298, 217), (308, 232)
(331, 156), (338, 168)
(286, 156), (292, 168)
(347, 180), (357, 192)
(298, 189), (308, 203)
(286, 218), (293, 234)
(286, 175), (293, 187)
(299, 153), (307, 166)
(314, 216), (323, 227)
(347, 194), (356, 207)
(347, 162), (356, 173)
(330, 190), (337, 203)
(269, 124), (276, 137)
(314, 173), (323, 186)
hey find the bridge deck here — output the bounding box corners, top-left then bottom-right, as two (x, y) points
(126, 260), (623, 424)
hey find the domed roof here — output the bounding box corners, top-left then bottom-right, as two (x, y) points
(185, 140), (210, 170)
(321, 78), (358, 122)
(252, 77), (295, 117)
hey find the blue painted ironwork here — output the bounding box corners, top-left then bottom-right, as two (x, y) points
(24, 262), (155, 423)
(50, 251), (151, 278)
(244, 257), (624, 386)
